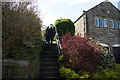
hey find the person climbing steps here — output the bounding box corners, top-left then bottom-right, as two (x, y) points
(44, 24), (56, 44)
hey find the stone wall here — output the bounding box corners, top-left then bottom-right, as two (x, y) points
(2, 58), (40, 79)
(2, 59), (28, 78)
(75, 14), (86, 35)
(86, 2), (120, 46)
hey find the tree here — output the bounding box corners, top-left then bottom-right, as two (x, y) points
(2, 2), (42, 59)
(61, 33), (102, 72)
(54, 18), (75, 39)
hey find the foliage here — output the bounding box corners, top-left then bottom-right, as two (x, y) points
(61, 33), (103, 72)
(59, 67), (80, 79)
(2, 2), (42, 60)
(59, 67), (91, 79)
(88, 40), (116, 68)
(100, 53), (116, 68)
(59, 65), (120, 79)
(78, 70), (90, 79)
(54, 18), (75, 39)
(92, 65), (120, 79)
(58, 33), (118, 79)
(58, 54), (64, 66)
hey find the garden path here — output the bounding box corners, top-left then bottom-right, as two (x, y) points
(40, 44), (60, 79)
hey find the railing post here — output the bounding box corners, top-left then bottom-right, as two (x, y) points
(56, 32), (62, 54)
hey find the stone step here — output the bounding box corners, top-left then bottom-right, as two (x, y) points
(41, 55), (58, 59)
(40, 77), (60, 79)
(42, 50), (59, 54)
(40, 67), (59, 72)
(40, 72), (59, 78)
(40, 44), (60, 78)
(40, 57), (58, 62)
(41, 53), (59, 56)
(43, 45), (58, 50)
(43, 44), (57, 47)
(40, 62), (59, 67)
(43, 48), (58, 51)
(40, 58), (57, 62)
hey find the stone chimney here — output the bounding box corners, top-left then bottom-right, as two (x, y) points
(104, 0), (109, 2)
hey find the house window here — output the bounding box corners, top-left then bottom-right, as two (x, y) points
(114, 21), (118, 29)
(118, 21), (120, 29)
(95, 18), (99, 27)
(100, 18), (103, 27)
(116, 21), (118, 29)
(110, 20), (114, 28)
(103, 19), (107, 27)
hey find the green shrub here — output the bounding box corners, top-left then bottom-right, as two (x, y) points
(2, 2), (43, 60)
(89, 40), (116, 68)
(100, 53), (116, 68)
(92, 65), (120, 79)
(78, 70), (90, 79)
(58, 54), (64, 66)
(113, 64), (120, 78)
(54, 18), (75, 38)
(59, 67), (80, 79)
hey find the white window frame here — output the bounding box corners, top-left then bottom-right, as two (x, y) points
(110, 20), (114, 28)
(116, 21), (118, 29)
(100, 18), (103, 27)
(114, 20), (118, 29)
(118, 21), (120, 29)
(95, 18), (99, 27)
(103, 19), (107, 27)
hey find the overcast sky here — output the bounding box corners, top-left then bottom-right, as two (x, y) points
(37, 0), (119, 26)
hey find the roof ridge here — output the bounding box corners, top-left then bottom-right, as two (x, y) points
(74, 1), (120, 23)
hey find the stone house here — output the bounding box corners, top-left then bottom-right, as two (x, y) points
(74, 0), (120, 63)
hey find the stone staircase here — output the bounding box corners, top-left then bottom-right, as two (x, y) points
(40, 44), (60, 79)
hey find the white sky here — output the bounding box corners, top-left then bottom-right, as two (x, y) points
(37, 0), (119, 26)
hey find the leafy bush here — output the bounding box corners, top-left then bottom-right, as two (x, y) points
(2, 2), (43, 60)
(59, 33), (118, 79)
(54, 18), (75, 39)
(61, 33), (103, 72)
(78, 70), (90, 79)
(59, 67), (91, 79)
(58, 54), (64, 66)
(88, 40), (116, 68)
(92, 65), (120, 79)
(59, 67), (80, 79)
(59, 65), (120, 79)
(100, 53), (116, 68)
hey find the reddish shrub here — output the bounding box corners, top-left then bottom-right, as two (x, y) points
(61, 33), (103, 73)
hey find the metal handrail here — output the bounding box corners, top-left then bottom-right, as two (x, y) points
(55, 32), (62, 54)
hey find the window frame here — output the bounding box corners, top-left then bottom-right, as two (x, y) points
(95, 18), (99, 27)
(100, 18), (103, 27)
(103, 19), (107, 27)
(116, 21), (118, 29)
(118, 21), (120, 29)
(114, 20), (118, 29)
(110, 20), (114, 28)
